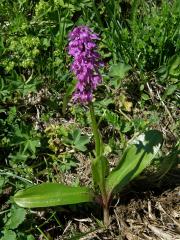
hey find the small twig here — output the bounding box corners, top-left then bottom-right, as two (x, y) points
(148, 200), (156, 220)
(118, 108), (131, 121)
(36, 226), (49, 240)
(146, 82), (154, 101)
(73, 218), (92, 223)
(62, 220), (72, 236)
(114, 197), (120, 208)
(114, 209), (121, 234)
(148, 224), (180, 240)
(156, 90), (175, 124)
(156, 202), (180, 229)
(0, 209), (10, 215)
(46, 225), (61, 232)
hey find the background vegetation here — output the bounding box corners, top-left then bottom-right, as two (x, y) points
(0, 0), (179, 239)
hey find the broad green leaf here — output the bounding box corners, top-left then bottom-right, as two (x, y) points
(155, 149), (180, 180)
(75, 135), (89, 146)
(105, 130), (163, 197)
(164, 85), (177, 97)
(67, 129), (90, 152)
(92, 156), (109, 193)
(23, 139), (41, 154)
(74, 144), (87, 152)
(74, 135), (90, 151)
(1, 230), (16, 240)
(14, 183), (93, 208)
(27, 235), (35, 240)
(72, 129), (81, 141)
(141, 93), (150, 101)
(109, 63), (132, 79)
(168, 55), (180, 78)
(6, 207), (26, 230)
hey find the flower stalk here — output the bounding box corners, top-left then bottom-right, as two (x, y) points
(68, 25), (110, 226)
(89, 102), (102, 157)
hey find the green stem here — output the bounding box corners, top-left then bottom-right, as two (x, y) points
(89, 103), (110, 226)
(89, 103), (102, 157)
(103, 204), (110, 227)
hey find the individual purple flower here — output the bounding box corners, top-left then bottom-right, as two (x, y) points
(68, 26), (103, 104)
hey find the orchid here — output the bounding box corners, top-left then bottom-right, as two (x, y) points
(14, 26), (163, 227)
(68, 26), (103, 104)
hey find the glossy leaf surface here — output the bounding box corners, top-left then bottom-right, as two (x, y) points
(105, 130), (163, 197)
(14, 183), (93, 208)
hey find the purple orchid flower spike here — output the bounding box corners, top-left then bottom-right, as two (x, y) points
(68, 26), (103, 104)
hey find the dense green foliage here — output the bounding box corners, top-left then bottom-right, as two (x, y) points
(0, 0), (179, 239)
